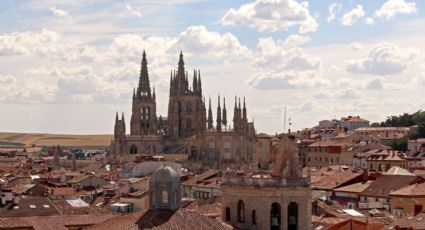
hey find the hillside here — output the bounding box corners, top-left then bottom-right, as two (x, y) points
(0, 132), (112, 148)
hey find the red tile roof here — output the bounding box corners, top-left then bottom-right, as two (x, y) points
(360, 175), (424, 198)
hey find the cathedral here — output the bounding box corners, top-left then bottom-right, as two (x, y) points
(111, 51), (256, 166)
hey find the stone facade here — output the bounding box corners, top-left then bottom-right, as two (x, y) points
(221, 135), (312, 230)
(111, 51), (256, 167)
(222, 186), (312, 230)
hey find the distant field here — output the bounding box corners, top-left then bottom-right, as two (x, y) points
(0, 132), (112, 147)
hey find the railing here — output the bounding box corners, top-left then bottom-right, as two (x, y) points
(221, 176), (310, 188)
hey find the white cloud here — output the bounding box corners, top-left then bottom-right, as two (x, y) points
(126, 4), (142, 18)
(0, 74), (16, 84)
(172, 26), (253, 60)
(0, 29), (97, 61)
(375, 0), (417, 20)
(220, 0), (318, 33)
(109, 26), (252, 63)
(327, 3), (340, 23)
(49, 6), (70, 18)
(341, 5), (365, 26)
(248, 71), (330, 90)
(346, 42), (417, 75)
(364, 17), (374, 25)
(255, 37), (320, 71)
(314, 90), (331, 99)
(348, 42), (363, 51)
(282, 34), (311, 47)
(335, 88), (364, 99)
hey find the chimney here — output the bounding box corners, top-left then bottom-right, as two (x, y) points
(362, 169), (368, 183)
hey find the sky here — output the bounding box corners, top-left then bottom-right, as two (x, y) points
(0, 0), (424, 134)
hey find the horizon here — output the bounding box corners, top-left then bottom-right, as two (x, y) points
(1, 0), (424, 134)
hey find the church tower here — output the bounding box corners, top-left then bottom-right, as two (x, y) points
(130, 51), (158, 136)
(167, 52), (206, 138)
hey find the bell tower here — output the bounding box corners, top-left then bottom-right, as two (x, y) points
(130, 51), (158, 136)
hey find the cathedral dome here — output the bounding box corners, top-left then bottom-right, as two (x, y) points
(150, 165), (180, 187)
(149, 165), (181, 210)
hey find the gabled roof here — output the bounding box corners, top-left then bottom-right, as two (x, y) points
(359, 175), (423, 198)
(311, 170), (362, 190)
(390, 183), (425, 197)
(333, 181), (373, 194)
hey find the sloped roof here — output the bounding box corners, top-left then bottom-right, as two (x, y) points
(384, 166), (414, 176)
(391, 212), (425, 229)
(311, 170), (362, 190)
(87, 209), (233, 230)
(0, 197), (59, 217)
(333, 181), (373, 194)
(359, 175), (423, 198)
(390, 183), (425, 197)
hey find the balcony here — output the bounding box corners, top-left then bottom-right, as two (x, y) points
(222, 175), (310, 188)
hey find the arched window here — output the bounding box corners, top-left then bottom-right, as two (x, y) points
(186, 102), (192, 112)
(251, 210), (257, 225)
(187, 119), (192, 129)
(130, 145), (138, 154)
(288, 202), (298, 230)
(225, 207), (231, 221)
(161, 190), (168, 205)
(237, 200), (245, 223)
(270, 202), (281, 230)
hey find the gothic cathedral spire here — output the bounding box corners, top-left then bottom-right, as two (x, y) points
(137, 50), (151, 97)
(216, 95), (222, 132)
(222, 97), (227, 127)
(208, 97), (213, 130)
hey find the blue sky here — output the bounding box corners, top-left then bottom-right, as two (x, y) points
(0, 0), (424, 134)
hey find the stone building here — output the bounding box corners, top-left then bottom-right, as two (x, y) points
(111, 51), (256, 167)
(149, 165), (181, 211)
(221, 135), (311, 230)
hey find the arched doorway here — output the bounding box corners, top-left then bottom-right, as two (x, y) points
(251, 210), (257, 225)
(270, 202), (281, 230)
(225, 207), (231, 221)
(237, 200), (245, 223)
(288, 202), (298, 230)
(130, 145), (138, 154)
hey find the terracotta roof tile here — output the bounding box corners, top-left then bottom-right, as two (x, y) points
(360, 175), (423, 198)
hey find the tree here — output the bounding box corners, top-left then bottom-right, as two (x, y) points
(390, 138), (408, 151)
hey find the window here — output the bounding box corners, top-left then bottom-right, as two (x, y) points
(186, 119), (192, 129)
(237, 200), (245, 223)
(161, 191), (168, 205)
(224, 141), (231, 148)
(225, 207), (231, 221)
(288, 202), (298, 230)
(251, 210), (257, 225)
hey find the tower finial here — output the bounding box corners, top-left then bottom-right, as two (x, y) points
(222, 97), (227, 127)
(207, 97), (213, 130)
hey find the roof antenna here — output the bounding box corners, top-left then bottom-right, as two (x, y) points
(283, 106), (287, 134)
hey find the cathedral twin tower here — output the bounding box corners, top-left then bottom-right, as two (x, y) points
(112, 51), (255, 160)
